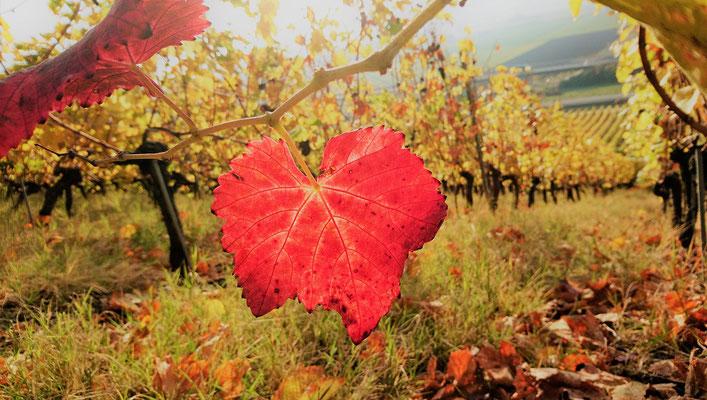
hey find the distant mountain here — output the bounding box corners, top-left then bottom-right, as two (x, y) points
(441, 9), (620, 69)
(504, 29), (618, 69)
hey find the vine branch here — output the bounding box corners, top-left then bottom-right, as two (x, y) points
(49, 113), (122, 153)
(639, 26), (707, 136)
(92, 0), (452, 166)
(34, 143), (97, 165)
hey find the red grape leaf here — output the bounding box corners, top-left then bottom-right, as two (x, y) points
(0, 0), (210, 158)
(212, 126), (448, 343)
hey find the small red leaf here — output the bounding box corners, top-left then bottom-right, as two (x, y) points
(212, 126), (447, 343)
(0, 0), (210, 157)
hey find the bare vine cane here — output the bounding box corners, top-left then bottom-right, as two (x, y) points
(92, 0), (453, 166)
(696, 141), (706, 253)
(638, 26), (707, 136)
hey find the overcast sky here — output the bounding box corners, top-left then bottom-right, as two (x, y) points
(1, 0), (586, 44)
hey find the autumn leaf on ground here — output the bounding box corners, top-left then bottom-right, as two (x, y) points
(446, 348), (477, 387)
(0, 0), (210, 158)
(360, 330), (386, 359)
(152, 353), (210, 398)
(119, 223), (139, 240)
(0, 357), (9, 386)
(212, 126), (447, 343)
(214, 359), (251, 398)
(272, 366), (345, 400)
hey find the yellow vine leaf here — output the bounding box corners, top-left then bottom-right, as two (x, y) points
(332, 49), (347, 67)
(256, 0), (279, 43)
(595, 0), (707, 97)
(569, 0), (583, 18)
(672, 86), (702, 114)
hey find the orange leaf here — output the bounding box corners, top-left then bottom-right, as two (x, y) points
(448, 267), (462, 280)
(214, 359), (251, 398)
(665, 292), (699, 314)
(147, 247), (166, 259)
(178, 353), (210, 389)
(446, 348), (477, 387)
(422, 355), (444, 390)
(0, 248), (17, 263)
(498, 341), (518, 359)
(153, 356), (186, 398)
(361, 330), (386, 359)
(0, 357), (9, 386)
(644, 234), (662, 245)
(272, 366), (345, 400)
(561, 353), (594, 372)
(196, 260), (211, 276)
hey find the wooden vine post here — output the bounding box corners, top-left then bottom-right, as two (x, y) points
(19, 179), (33, 224)
(148, 159), (193, 274)
(696, 143), (706, 252)
(464, 76), (493, 210)
(638, 25), (707, 250)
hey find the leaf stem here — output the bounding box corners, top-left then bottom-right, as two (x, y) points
(129, 65), (198, 132)
(271, 120), (319, 190)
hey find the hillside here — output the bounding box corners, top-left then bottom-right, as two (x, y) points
(505, 29), (618, 68)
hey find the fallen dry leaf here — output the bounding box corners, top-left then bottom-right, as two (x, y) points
(214, 359), (251, 398)
(446, 348), (477, 387)
(271, 366), (345, 400)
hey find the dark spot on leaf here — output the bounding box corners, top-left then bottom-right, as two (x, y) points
(341, 305), (347, 313)
(55, 93), (63, 101)
(140, 23), (154, 39)
(274, 288), (279, 293)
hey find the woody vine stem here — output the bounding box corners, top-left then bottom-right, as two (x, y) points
(638, 26), (707, 136)
(76, 0), (452, 166)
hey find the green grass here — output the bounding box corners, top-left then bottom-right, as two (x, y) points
(0, 188), (677, 398)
